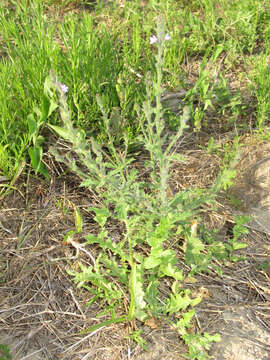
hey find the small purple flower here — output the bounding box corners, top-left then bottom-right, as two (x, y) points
(56, 81), (68, 94)
(150, 35), (158, 45)
(164, 34), (171, 41)
(150, 33), (171, 45)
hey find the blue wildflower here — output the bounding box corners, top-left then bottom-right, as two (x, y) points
(56, 81), (68, 94)
(164, 34), (171, 41)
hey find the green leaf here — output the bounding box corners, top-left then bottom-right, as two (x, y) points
(79, 315), (126, 335)
(48, 124), (71, 140)
(144, 252), (162, 269)
(211, 44), (224, 63)
(41, 94), (51, 122)
(169, 153), (185, 162)
(44, 71), (55, 98)
(73, 206), (83, 233)
(41, 93), (58, 122)
(33, 106), (42, 118)
(129, 263), (147, 321)
(80, 178), (99, 188)
(101, 256), (128, 284)
(28, 146), (42, 173)
(204, 98), (213, 110)
(115, 203), (128, 221)
(216, 168), (236, 191)
(232, 241), (247, 250)
(85, 234), (99, 244)
(166, 288), (201, 316)
(159, 262), (184, 281)
(71, 262), (122, 302)
(176, 309), (195, 334)
(48, 99), (58, 118)
(28, 146), (49, 179)
(38, 161), (50, 180)
(27, 114), (37, 138)
(184, 235), (207, 268)
(36, 135), (45, 147)
(89, 206), (110, 227)
(64, 230), (76, 243)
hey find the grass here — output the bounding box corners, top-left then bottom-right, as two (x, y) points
(1, 0), (270, 358)
(0, 0), (269, 179)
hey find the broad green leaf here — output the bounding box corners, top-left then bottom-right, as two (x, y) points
(184, 235), (206, 268)
(28, 146), (49, 179)
(203, 332), (221, 343)
(27, 114), (37, 138)
(80, 178), (99, 188)
(129, 263), (147, 321)
(48, 99), (58, 118)
(44, 71), (55, 98)
(48, 124), (71, 140)
(144, 254), (161, 269)
(33, 106), (42, 118)
(101, 256), (128, 283)
(204, 98), (213, 110)
(28, 146), (42, 173)
(129, 262), (136, 321)
(144, 248), (176, 271)
(41, 94), (51, 122)
(38, 161), (50, 180)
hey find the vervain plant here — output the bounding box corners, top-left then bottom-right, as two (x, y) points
(46, 17), (246, 359)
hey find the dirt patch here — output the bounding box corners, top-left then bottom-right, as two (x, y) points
(210, 306), (270, 360)
(230, 140), (270, 234)
(192, 223), (270, 360)
(132, 325), (186, 360)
